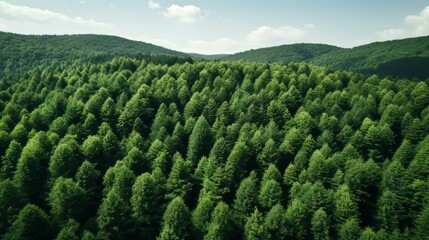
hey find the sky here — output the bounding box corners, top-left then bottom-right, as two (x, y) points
(0, 0), (429, 54)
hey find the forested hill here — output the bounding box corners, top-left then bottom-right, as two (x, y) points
(0, 31), (190, 76)
(222, 36), (429, 80)
(223, 43), (341, 63)
(310, 35), (429, 80)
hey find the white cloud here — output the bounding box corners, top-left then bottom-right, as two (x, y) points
(80, 1), (86, 5)
(376, 28), (406, 39)
(377, 5), (429, 40)
(304, 23), (315, 29)
(148, 0), (160, 10)
(247, 25), (307, 43)
(176, 24), (314, 54)
(404, 5), (429, 36)
(0, 1), (112, 28)
(163, 4), (202, 23)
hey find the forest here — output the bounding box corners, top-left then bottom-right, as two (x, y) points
(0, 50), (428, 240)
(224, 35), (429, 80)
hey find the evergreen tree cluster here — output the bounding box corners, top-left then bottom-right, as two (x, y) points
(0, 57), (429, 239)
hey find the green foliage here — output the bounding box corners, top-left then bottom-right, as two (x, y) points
(311, 208), (330, 240)
(205, 201), (233, 240)
(259, 179), (283, 211)
(13, 131), (52, 205)
(264, 204), (287, 239)
(192, 197), (215, 236)
(339, 218), (361, 240)
(55, 219), (79, 240)
(3, 204), (50, 240)
(225, 35), (429, 79)
(244, 208), (268, 240)
(131, 172), (164, 237)
(232, 171), (259, 226)
(0, 180), (25, 235)
(157, 197), (193, 240)
(49, 177), (88, 223)
(0, 51), (428, 239)
(187, 116), (213, 165)
(165, 153), (194, 202)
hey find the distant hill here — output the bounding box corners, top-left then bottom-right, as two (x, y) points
(187, 53), (229, 60)
(223, 43), (341, 63)
(0, 31), (190, 76)
(310, 36), (429, 79)
(221, 36), (429, 80)
(2, 31), (429, 80)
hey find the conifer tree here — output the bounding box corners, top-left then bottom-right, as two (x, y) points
(233, 171), (259, 226)
(157, 197), (193, 240)
(4, 204), (50, 240)
(244, 208), (268, 240)
(187, 115), (213, 165)
(205, 202), (232, 240)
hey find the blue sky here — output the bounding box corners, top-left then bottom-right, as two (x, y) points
(0, 0), (428, 54)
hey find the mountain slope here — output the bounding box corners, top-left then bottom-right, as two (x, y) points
(221, 36), (429, 79)
(223, 43), (341, 63)
(0, 31), (190, 76)
(310, 36), (429, 79)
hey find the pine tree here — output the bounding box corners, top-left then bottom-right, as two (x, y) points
(192, 197), (215, 236)
(75, 161), (102, 216)
(55, 219), (79, 240)
(311, 208), (330, 240)
(97, 189), (133, 239)
(284, 199), (311, 240)
(259, 180), (283, 211)
(333, 185), (359, 225)
(244, 208), (268, 240)
(0, 140), (22, 180)
(187, 115), (213, 165)
(48, 141), (81, 187)
(264, 204), (286, 239)
(0, 179), (25, 235)
(4, 204), (50, 240)
(49, 177), (88, 223)
(165, 153), (194, 202)
(257, 138), (279, 169)
(338, 218), (361, 240)
(14, 131), (51, 205)
(358, 227), (377, 240)
(205, 202), (232, 240)
(157, 197), (193, 240)
(414, 205), (429, 240)
(233, 171), (259, 226)
(131, 172), (164, 237)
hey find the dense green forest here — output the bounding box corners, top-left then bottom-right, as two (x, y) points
(0, 49), (429, 240)
(223, 36), (429, 80)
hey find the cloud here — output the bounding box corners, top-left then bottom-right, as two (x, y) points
(148, 0), (160, 10)
(177, 24), (314, 54)
(80, 1), (86, 5)
(163, 4), (202, 23)
(304, 23), (315, 29)
(247, 25), (307, 43)
(0, 1), (112, 28)
(404, 5), (429, 36)
(377, 5), (429, 40)
(376, 28), (406, 39)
